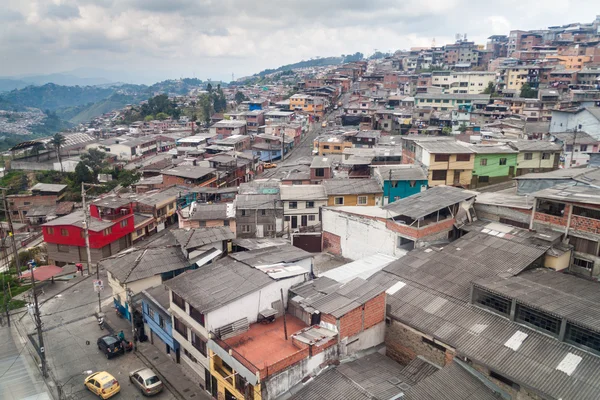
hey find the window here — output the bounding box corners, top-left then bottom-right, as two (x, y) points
(478, 176), (489, 183)
(308, 215), (316, 221)
(524, 152), (533, 160)
(499, 158), (507, 165)
(136, 229), (143, 236)
(183, 348), (197, 363)
(191, 332), (207, 356)
(241, 210), (246, 216)
(456, 154), (470, 162)
(120, 220), (128, 228)
(515, 304), (561, 336)
(580, 145), (588, 152)
(537, 200), (565, 217)
(172, 292), (185, 310)
(542, 153), (551, 160)
(241, 225), (251, 233)
(431, 170), (447, 181)
(334, 197), (344, 205)
(480, 158), (488, 166)
(569, 236), (598, 255)
(189, 305), (205, 326)
(565, 144), (573, 152)
(323, 145), (330, 150)
(47, 227), (54, 235)
(168, 203), (174, 210)
(490, 371), (520, 390)
(409, 180), (416, 188)
(103, 227), (112, 236)
(573, 206), (600, 221)
(434, 154), (450, 162)
(565, 323), (600, 353)
(261, 209), (266, 216)
(315, 168), (324, 177)
(173, 317), (188, 337)
(57, 244), (70, 253)
(158, 314), (165, 329)
(199, 221), (206, 227)
(473, 288), (511, 316)
(334, 146), (341, 150)
(289, 201), (298, 209)
(148, 307), (155, 320)
(573, 257), (594, 270)
(306, 201), (314, 208)
(60, 229), (69, 236)
(284, 216), (290, 221)
(224, 220), (230, 226)
(422, 337), (446, 352)
(357, 196), (367, 205)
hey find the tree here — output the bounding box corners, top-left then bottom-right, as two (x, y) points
(156, 112), (169, 120)
(51, 133), (66, 172)
(81, 148), (106, 176)
(458, 123), (468, 133)
(199, 94), (213, 127)
(441, 126), (453, 135)
(116, 169), (140, 188)
(234, 91), (249, 104)
(482, 82), (496, 95)
(213, 87), (227, 113)
(520, 83), (538, 99)
(206, 83), (213, 93)
(190, 114), (198, 134)
(74, 162), (94, 185)
(144, 115), (154, 121)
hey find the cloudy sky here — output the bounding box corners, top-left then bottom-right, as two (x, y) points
(0, 0), (597, 84)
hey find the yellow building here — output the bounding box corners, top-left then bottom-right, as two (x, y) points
(313, 135), (352, 156)
(323, 178), (383, 206)
(505, 66), (541, 91)
(289, 94), (325, 118)
(508, 140), (562, 175)
(414, 140), (475, 188)
(547, 55), (592, 70)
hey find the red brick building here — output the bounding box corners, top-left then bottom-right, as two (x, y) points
(8, 183), (67, 223)
(42, 196), (135, 266)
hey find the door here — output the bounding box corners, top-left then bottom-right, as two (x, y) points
(256, 225), (264, 238)
(291, 216), (298, 229)
(453, 170), (461, 185)
(508, 166), (515, 177)
(301, 215), (308, 227)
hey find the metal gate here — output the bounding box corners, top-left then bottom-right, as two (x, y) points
(291, 233), (322, 252)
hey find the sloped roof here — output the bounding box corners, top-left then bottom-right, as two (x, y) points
(375, 165), (427, 181)
(102, 246), (189, 284)
(171, 227), (235, 251)
(280, 185), (327, 200)
(323, 179), (383, 196)
(383, 186), (477, 219)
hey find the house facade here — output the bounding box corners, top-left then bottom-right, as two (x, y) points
(280, 185), (328, 231)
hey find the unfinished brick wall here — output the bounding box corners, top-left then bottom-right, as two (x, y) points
(363, 293), (386, 330)
(534, 205), (570, 227)
(386, 218), (455, 240)
(339, 307), (364, 339)
(571, 215), (600, 234)
(262, 348), (309, 378)
(322, 231), (341, 255)
(311, 338), (337, 356)
(385, 320), (448, 367)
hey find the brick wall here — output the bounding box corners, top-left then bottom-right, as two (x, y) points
(322, 231), (341, 255)
(363, 293), (386, 330)
(534, 205), (570, 227)
(385, 218), (455, 240)
(571, 215), (600, 234)
(339, 307), (363, 339)
(263, 347), (309, 378)
(311, 338), (337, 356)
(385, 320), (448, 366)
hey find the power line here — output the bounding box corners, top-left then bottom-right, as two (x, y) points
(0, 341), (28, 380)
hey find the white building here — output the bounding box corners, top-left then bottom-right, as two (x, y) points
(431, 71), (496, 94)
(280, 185), (328, 231)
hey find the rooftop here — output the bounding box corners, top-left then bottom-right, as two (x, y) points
(235, 193), (279, 209)
(383, 186), (477, 219)
(531, 184), (600, 206)
(551, 131), (598, 145)
(415, 93), (491, 101)
(468, 144), (518, 154)
(280, 185), (328, 201)
(190, 203), (235, 221)
(232, 238), (290, 251)
(320, 253), (399, 283)
(223, 315), (307, 371)
(375, 165), (427, 181)
(475, 192), (533, 210)
(92, 196), (133, 209)
(507, 140), (562, 152)
(323, 178), (383, 196)
(30, 183), (67, 193)
(101, 246), (189, 284)
(161, 166), (216, 179)
(165, 257), (273, 313)
(41, 210), (113, 231)
(415, 140), (474, 154)
(171, 227), (235, 251)
(310, 156), (333, 169)
(229, 244), (313, 269)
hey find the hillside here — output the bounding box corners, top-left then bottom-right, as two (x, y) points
(0, 83), (117, 111)
(254, 52), (364, 77)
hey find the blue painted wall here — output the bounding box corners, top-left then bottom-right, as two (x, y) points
(383, 179), (428, 203)
(142, 300), (179, 350)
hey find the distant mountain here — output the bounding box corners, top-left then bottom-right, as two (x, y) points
(0, 83), (118, 111)
(0, 78), (31, 93)
(17, 73), (115, 87)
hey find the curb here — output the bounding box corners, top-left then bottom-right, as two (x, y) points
(134, 347), (187, 400)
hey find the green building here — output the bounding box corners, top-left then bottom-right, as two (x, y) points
(470, 144), (518, 188)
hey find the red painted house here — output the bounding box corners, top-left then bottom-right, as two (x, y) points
(42, 196), (135, 266)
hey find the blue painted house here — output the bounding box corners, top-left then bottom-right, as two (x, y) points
(140, 285), (180, 361)
(374, 165), (428, 204)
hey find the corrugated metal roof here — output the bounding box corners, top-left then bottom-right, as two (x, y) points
(320, 253), (400, 283)
(323, 179), (383, 196)
(165, 257), (273, 313)
(235, 194), (279, 209)
(507, 140), (562, 152)
(280, 185), (328, 200)
(375, 165), (428, 182)
(30, 183), (67, 192)
(289, 368), (376, 400)
(171, 226), (235, 251)
(41, 210), (113, 231)
(101, 246), (189, 284)
(383, 186), (477, 219)
(229, 244), (313, 266)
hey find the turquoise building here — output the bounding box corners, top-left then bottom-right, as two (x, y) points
(374, 165), (428, 204)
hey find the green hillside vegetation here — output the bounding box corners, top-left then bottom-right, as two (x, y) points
(0, 83), (116, 110)
(254, 52), (364, 78)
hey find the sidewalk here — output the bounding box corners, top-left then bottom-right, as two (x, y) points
(102, 306), (210, 400)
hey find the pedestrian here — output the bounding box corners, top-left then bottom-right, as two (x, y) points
(76, 263), (83, 276)
(118, 330), (125, 341)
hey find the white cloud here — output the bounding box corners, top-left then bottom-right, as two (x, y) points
(0, 0), (597, 83)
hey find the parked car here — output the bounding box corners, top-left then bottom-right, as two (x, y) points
(129, 368), (163, 396)
(97, 335), (124, 359)
(263, 162), (277, 169)
(84, 371), (121, 399)
(321, 121), (327, 128)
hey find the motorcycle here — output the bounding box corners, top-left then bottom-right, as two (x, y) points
(98, 315), (105, 330)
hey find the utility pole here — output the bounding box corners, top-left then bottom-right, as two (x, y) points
(81, 183), (104, 314)
(30, 267), (48, 377)
(388, 169), (392, 205)
(1, 188), (22, 277)
(281, 129), (285, 162)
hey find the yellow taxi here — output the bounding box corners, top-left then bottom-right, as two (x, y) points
(84, 371), (121, 399)
(263, 162), (277, 169)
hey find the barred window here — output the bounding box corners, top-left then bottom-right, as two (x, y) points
(572, 206), (600, 221)
(515, 305), (561, 336)
(473, 288), (511, 316)
(573, 257), (594, 270)
(565, 323), (600, 354)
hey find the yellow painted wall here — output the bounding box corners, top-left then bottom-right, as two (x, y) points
(428, 154), (474, 187)
(553, 55), (591, 70)
(544, 249), (571, 271)
(209, 350), (262, 400)
(517, 151), (557, 169)
(314, 141), (352, 156)
(428, 169), (473, 187)
(327, 193), (381, 206)
(506, 69), (528, 90)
